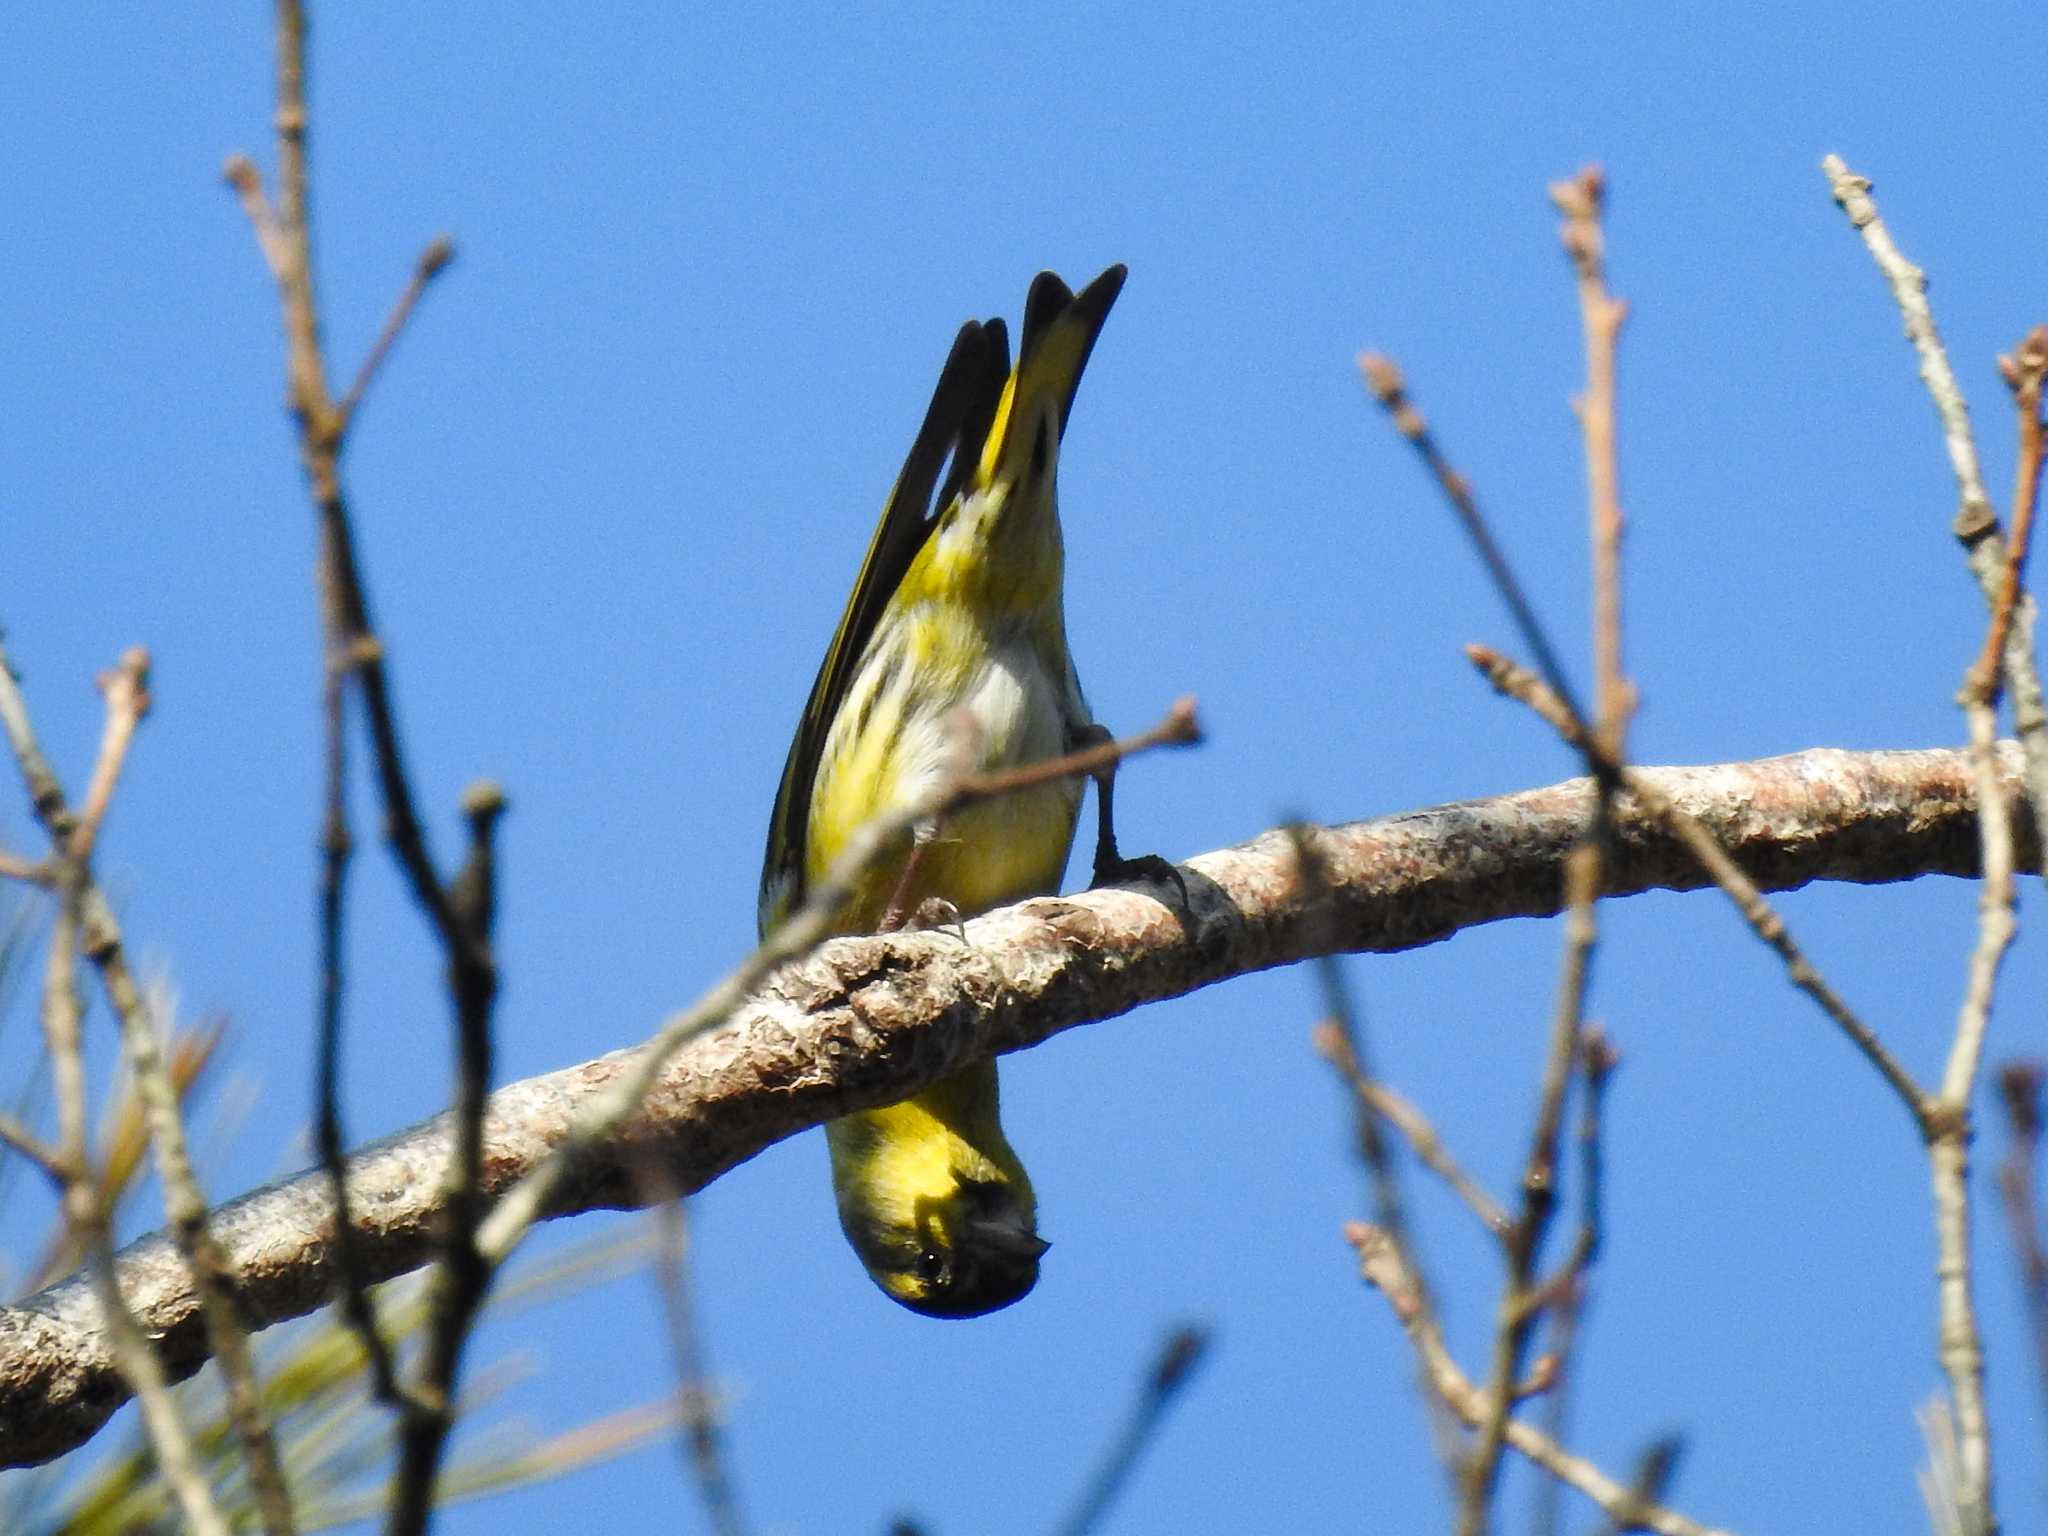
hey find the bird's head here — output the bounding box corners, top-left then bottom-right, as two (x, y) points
(830, 1112), (1048, 1318)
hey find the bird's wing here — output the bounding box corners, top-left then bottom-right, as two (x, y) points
(757, 316), (1012, 934)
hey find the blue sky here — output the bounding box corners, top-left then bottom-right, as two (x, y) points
(5, 5), (2048, 1532)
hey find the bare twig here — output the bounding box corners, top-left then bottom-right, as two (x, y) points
(19, 749), (231, 1535)
(228, 5), (496, 1527)
(1462, 824), (1599, 1536)
(1465, 644), (1930, 1129)
(1915, 324), (2048, 1536)
(1053, 1325), (1210, 1536)
(71, 647), (152, 862)
(0, 846), (48, 884)
(1348, 1225), (1728, 1536)
(1552, 165), (1634, 757)
(1, 743), (2032, 1469)
(650, 1196), (748, 1536)
(962, 698), (1200, 802)
(1295, 822), (1459, 1473)
(1994, 1061), (2048, 1431)
(0, 1109), (63, 1181)
(1932, 686), (2013, 1536)
(226, 0), (479, 970)
(1590, 1437), (1686, 1536)
(1823, 154), (2048, 869)
(0, 643), (295, 1533)
(339, 237), (456, 424)
(1967, 328), (2048, 704)
(1821, 156), (1997, 539)
(313, 618), (405, 1408)
(1820, 160), (2048, 1536)
(1313, 1022), (1508, 1237)
(1456, 164), (1633, 1536)
(1532, 1028), (1619, 1536)
(1358, 353), (1584, 725)
(395, 782), (510, 1532)
(1292, 828), (1426, 1265)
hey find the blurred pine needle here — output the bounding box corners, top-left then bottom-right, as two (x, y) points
(0, 937), (678, 1534)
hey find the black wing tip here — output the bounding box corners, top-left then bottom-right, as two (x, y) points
(936, 316), (1012, 510)
(1079, 261), (1129, 300)
(1066, 263), (1127, 332)
(1035, 263), (1127, 440)
(1020, 272), (1073, 359)
(1019, 264), (1128, 362)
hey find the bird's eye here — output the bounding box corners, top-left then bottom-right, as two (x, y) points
(915, 1248), (947, 1283)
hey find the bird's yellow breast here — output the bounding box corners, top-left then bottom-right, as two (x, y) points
(805, 598), (1081, 932)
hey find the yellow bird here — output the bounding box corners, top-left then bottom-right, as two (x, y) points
(760, 266), (1130, 1317)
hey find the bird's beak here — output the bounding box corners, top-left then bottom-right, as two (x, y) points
(972, 1207), (1050, 1263)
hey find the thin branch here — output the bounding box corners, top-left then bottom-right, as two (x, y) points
(0, 742), (2032, 1469)
(70, 647), (152, 862)
(1918, 325), (2048, 1536)
(0, 646), (78, 841)
(339, 237), (455, 425)
(228, 9), (474, 968)
(0, 642), (294, 1532)
(221, 155), (291, 286)
(313, 612), (406, 1407)
(1967, 328), (2048, 704)
(1052, 1325), (1209, 1536)
(1358, 353), (1585, 726)
(1823, 154), (2048, 870)
(1465, 643), (1931, 1129)
(1553, 164), (1634, 758)
(0, 1109), (63, 1181)
(1590, 1438), (1687, 1536)
(961, 699), (1200, 802)
(650, 1194), (749, 1536)
(0, 846), (49, 884)
(392, 781), (507, 1535)
(1930, 691), (2012, 1536)
(40, 845), (229, 1536)
(1292, 828), (1428, 1266)
(1462, 824), (1598, 1536)
(229, 5), (494, 1526)
(1994, 1061), (2048, 1433)
(1532, 1027), (1619, 1536)
(1313, 1022), (1508, 1237)
(1347, 1225), (1729, 1536)
(1294, 822), (1460, 1473)
(1820, 156), (1997, 539)
(1459, 164), (1632, 1536)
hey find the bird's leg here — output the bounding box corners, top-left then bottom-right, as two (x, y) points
(1075, 721), (1185, 898)
(877, 821), (966, 937)
(876, 819), (940, 934)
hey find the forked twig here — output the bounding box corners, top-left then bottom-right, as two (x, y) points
(1348, 1226), (1727, 1536)
(1460, 164), (1631, 1536)
(226, 4), (483, 1526)
(0, 653), (246, 1536)
(1464, 645), (1929, 1129)
(1823, 154), (2048, 872)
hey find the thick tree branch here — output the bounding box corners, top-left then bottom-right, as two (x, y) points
(0, 742), (2032, 1468)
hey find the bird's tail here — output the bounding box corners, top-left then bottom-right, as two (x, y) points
(974, 263), (1126, 489)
